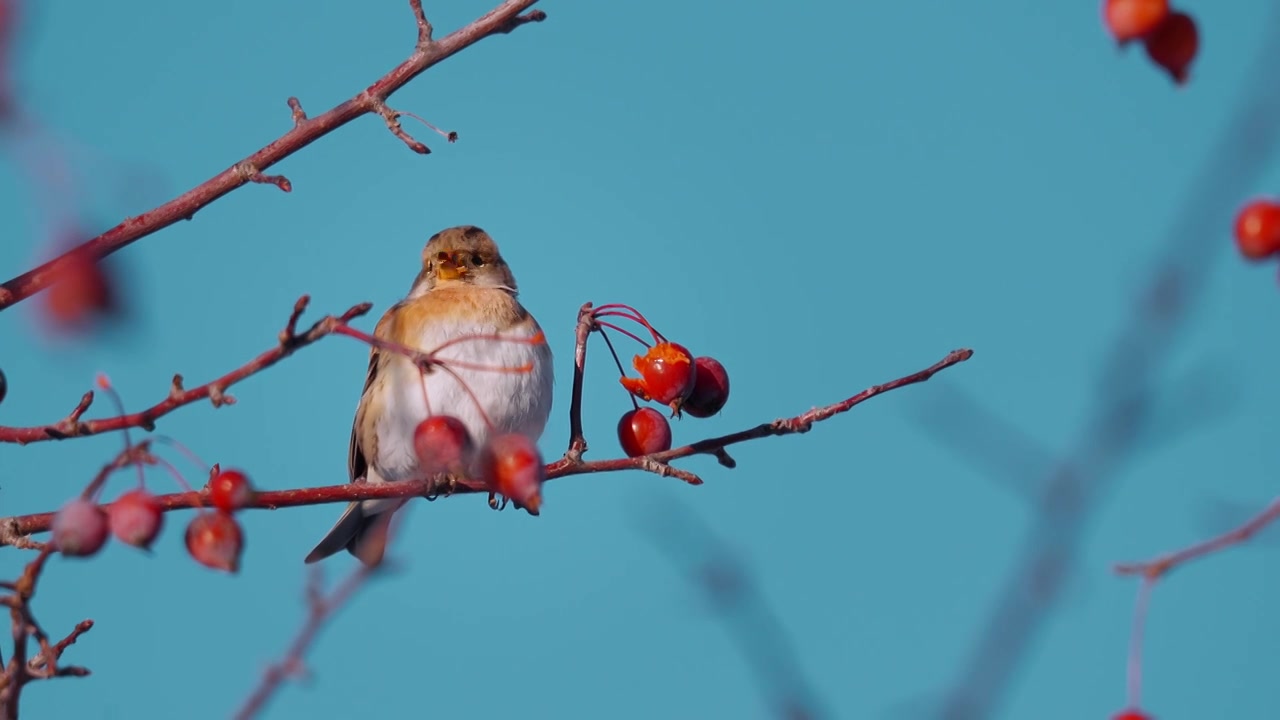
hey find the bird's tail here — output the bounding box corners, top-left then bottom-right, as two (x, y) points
(304, 501), (395, 567)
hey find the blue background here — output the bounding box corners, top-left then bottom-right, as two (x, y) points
(2, 1), (1278, 718)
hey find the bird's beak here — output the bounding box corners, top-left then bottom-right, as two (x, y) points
(434, 252), (468, 281)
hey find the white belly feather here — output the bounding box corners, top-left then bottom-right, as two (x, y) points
(372, 316), (554, 484)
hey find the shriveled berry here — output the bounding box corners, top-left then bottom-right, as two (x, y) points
(413, 415), (474, 477)
(477, 433), (546, 515)
(620, 341), (697, 410)
(1234, 199), (1280, 260)
(208, 469), (254, 513)
(52, 498), (109, 557)
(185, 511), (244, 573)
(108, 489), (164, 549)
(1103, 0), (1169, 43)
(683, 356), (730, 418)
(617, 407), (673, 458)
(1144, 11), (1197, 85)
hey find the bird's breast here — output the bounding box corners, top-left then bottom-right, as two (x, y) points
(371, 302), (554, 482)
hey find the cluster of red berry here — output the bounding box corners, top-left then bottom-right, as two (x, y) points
(411, 417), (545, 513)
(592, 304), (731, 458)
(51, 466), (253, 572)
(1103, 0), (1198, 84)
(1234, 199), (1280, 265)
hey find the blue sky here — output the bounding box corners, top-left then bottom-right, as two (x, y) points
(2, 1), (1279, 718)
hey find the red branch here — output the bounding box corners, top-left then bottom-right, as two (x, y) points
(0, 347), (973, 544)
(1113, 495), (1280, 579)
(0, 296), (371, 444)
(0, 0), (546, 311)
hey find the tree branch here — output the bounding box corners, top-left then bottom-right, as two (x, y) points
(0, 0), (546, 311)
(0, 296), (371, 444)
(1114, 495), (1280, 579)
(0, 348), (973, 544)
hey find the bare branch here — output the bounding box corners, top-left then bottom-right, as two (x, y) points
(0, 298), (372, 444)
(0, 0), (545, 311)
(0, 348), (972, 544)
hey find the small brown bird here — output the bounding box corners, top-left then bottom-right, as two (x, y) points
(305, 226), (554, 566)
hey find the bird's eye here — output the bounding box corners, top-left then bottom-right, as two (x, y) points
(472, 255), (486, 267)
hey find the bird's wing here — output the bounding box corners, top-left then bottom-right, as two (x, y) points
(348, 304), (401, 483)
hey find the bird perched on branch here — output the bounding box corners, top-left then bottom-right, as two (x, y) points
(305, 225), (554, 566)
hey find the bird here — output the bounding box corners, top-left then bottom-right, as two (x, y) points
(305, 225), (554, 566)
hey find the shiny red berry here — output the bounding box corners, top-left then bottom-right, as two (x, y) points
(1144, 11), (1198, 85)
(208, 468), (254, 513)
(1234, 199), (1280, 260)
(1103, 0), (1169, 43)
(617, 407), (673, 457)
(51, 498), (109, 557)
(185, 511), (244, 573)
(620, 342), (697, 410)
(108, 489), (164, 549)
(477, 433), (546, 514)
(1112, 709), (1152, 720)
(683, 356), (730, 418)
(413, 416), (475, 477)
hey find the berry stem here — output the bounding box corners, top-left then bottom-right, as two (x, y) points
(150, 435), (211, 473)
(95, 375), (146, 488)
(426, 330), (547, 356)
(152, 455), (199, 497)
(597, 328), (640, 411)
(593, 304), (667, 343)
(595, 321), (652, 349)
(1125, 575), (1155, 709)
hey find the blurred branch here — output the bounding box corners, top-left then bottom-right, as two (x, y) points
(0, 549), (93, 720)
(233, 563), (382, 720)
(937, 7), (1280, 716)
(0, 0), (547, 311)
(640, 499), (827, 719)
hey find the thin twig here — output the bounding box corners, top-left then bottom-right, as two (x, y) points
(0, 297), (372, 444)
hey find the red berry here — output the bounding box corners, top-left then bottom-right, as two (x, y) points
(1112, 709), (1152, 720)
(620, 342), (697, 410)
(1234, 199), (1280, 260)
(476, 433), (546, 514)
(51, 498), (109, 557)
(1143, 11), (1198, 85)
(683, 356), (730, 418)
(413, 415), (475, 477)
(108, 489), (164, 549)
(1102, 0), (1169, 43)
(617, 407), (673, 458)
(43, 247), (116, 330)
(185, 511), (243, 573)
(208, 468), (254, 513)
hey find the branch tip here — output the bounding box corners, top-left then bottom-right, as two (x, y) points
(286, 97), (308, 125)
(410, 0), (433, 46)
(498, 9), (547, 34)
